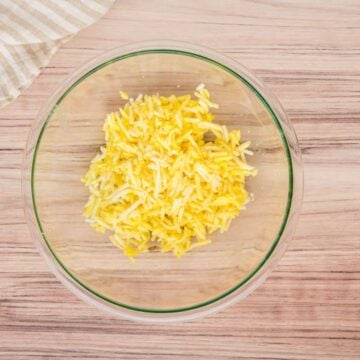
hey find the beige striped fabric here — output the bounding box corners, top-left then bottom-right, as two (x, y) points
(0, 0), (114, 108)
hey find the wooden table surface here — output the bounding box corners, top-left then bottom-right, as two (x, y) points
(1, 1), (359, 358)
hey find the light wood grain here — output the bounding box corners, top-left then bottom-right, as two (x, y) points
(1, 0), (360, 359)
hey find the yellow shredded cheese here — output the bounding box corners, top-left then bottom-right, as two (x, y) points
(82, 85), (257, 259)
(119, 91), (129, 100)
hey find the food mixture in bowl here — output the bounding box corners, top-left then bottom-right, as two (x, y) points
(82, 84), (257, 259)
(25, 43), (301, 319)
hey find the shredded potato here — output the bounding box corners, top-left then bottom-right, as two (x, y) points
(82, 84), (257, 259)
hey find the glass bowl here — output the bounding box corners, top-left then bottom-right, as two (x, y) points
(23, 41), (303, 323)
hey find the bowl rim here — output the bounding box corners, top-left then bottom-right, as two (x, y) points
(25, 40), (302, 321)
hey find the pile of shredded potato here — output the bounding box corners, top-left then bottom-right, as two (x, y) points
(82, 84), (257, 259)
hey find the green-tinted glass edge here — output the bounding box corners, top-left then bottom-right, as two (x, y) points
(31, 49), (294, 314)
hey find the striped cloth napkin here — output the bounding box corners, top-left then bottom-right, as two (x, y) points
(0, 0), (115, 109)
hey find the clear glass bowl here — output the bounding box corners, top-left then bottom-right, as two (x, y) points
(23, 41), (303, 323)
